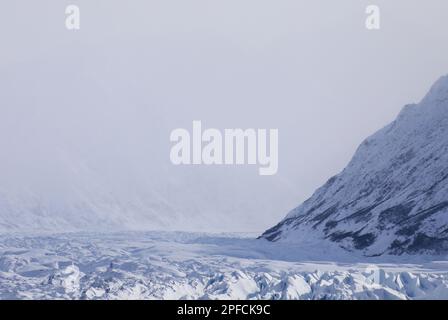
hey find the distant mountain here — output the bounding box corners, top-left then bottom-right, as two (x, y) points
(0, 60), (291, 234)
(260, 76), (448, 255)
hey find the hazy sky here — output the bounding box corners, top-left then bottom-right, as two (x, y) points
(1, 1), (448, 232)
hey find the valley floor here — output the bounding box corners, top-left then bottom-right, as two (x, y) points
(1, 231), (448, 300)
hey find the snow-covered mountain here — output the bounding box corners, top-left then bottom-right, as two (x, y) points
(261, 76), (448, 256)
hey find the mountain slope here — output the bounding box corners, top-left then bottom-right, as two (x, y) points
(260, 76), (448, 256)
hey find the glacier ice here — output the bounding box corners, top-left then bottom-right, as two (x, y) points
(1, 231), (448, 300)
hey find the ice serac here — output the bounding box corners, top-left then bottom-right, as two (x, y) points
(260, 76), (448, 255)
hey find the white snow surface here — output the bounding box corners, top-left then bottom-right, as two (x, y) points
(1, 231), (448, 300)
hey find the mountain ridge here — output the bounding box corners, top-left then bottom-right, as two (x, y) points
(260, 75), (448, 256)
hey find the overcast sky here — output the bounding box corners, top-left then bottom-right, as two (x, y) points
(1, 1), (448, 232)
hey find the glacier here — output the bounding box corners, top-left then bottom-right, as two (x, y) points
(1, 231), (448, 300)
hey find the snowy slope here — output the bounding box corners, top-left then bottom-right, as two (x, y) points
(261, 76), (448, 255)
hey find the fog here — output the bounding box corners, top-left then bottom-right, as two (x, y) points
(1, 1), (448, 232)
